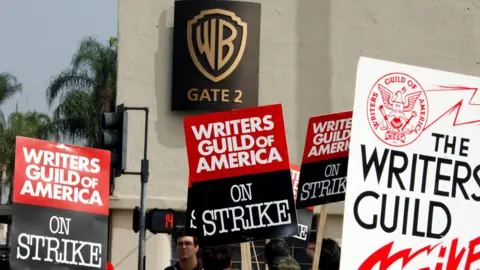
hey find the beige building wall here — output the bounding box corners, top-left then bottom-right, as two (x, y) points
(111, 0), (480, 269)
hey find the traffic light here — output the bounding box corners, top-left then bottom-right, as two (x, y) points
(133, 206), (140, 233)
(132, 207), (176, 234)
(101, 104), (128, 177)
(146, 208), (176, 234)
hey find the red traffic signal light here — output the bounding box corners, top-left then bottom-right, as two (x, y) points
(146, 208), (176, 234)
(132, 207), (176, 234)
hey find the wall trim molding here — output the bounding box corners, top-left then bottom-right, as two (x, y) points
(109, 195), (187, 211)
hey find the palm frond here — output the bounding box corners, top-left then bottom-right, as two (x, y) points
(72, 37), (105, 77)
(0, 72), (22, 105)
(0, 110), (5, 128)
(53, 90), (98, 145)
(46, 69), (98, 108)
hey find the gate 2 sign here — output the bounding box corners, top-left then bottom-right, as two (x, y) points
(171, 0), (261, 111)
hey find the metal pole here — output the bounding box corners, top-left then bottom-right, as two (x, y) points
(124, 107), (149, 270)
(139, 108), (149, 270)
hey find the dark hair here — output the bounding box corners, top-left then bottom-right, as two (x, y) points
(265, 239), (290, 264)
(175, 229), (199, 247)
(319, 238), (341, 270)
(201, 245), (232, 270)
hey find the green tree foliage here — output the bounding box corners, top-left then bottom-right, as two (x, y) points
(46, 36), (118, 147)
(0, 110), (58, 188)
(0, 72), (22, 127)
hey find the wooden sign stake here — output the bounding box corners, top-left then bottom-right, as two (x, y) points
(312, 205), (328, 270)
(251, 242), (261, 270)
(241, 242), (252, 270)
(265, 239), (270, 270)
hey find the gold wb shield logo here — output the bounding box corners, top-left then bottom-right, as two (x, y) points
(187, 9), (247, 83)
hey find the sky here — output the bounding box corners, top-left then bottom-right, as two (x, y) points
(0, 0), (118, 117)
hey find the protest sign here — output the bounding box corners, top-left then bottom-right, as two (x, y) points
(183, 104), (297, 246)
(341, 57), (480, 269)
(296, 112), (351, 208)
(10, 137), (110, 269)
(287, 164), (314, 246)
(185, 176), (198, 236)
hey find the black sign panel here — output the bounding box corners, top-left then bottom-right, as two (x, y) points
(286, 209), (314, 247)
(11, 204), (109, 269)
(185, 186), (199, 237)
(193, 170), (298, 247)
(171, 0), (261, 111)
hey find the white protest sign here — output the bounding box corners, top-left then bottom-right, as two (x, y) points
(341, 57), (480, 269)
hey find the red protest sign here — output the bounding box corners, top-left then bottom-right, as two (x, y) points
(290, 164), (314, 211)
(183, 104), (297, 247)
(13, 136), (111, 215)
(297, 111), (352, 208)
(184, 104), (290, 183)
(11, 137), (111, 269)
(301, 111), (352, 164)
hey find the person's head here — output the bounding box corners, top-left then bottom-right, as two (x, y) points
(201, 245), (232, 270)
(319, 238), (341, 270)
(175, 229), (199, 260)
(269, 257), (301, 270)
(264, 238), (290, 265)
(305, 239), (341, 270)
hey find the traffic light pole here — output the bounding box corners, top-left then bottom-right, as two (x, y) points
(122, 106), (149, 270)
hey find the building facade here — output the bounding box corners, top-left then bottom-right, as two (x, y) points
(110, 0), (480, 269)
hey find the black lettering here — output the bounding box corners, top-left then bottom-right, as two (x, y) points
(409, 154), (418, 192)
(387, 150), (407, 190)
(412, 198), (425, 237)
(471, 165), (480, 202)
(443, 135), (456, 155)
(426, 201), (451, 239)
(452, 160), (470, 200)
(418, 155), (436, 194)
(361, 145), (389, 183)
(460, 137), (470, 157)
(434, 158), (452, 197)
(401, 197), (410, 235)
(380, 194), (399, 233)
(431, 133), (444, 152)
(354, 191), (378, 230)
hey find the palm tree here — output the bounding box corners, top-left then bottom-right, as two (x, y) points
(0, 72), (22, 126)
(0, 108), (58, 203)
(46, 36), (118, 147)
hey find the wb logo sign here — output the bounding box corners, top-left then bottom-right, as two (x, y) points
(187, 9), (247, 83)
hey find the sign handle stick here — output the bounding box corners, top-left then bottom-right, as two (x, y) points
(312, 205), (328, 270)
(251, 242), (261, 270)
(265, 239), (269, 270)
(241, 242), (252, 270)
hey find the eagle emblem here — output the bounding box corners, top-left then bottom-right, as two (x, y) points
(367, 73), (428, 147)
(377, 84), (421, 131)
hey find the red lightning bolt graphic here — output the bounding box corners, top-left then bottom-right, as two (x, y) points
(358, 241), (441, 270)
(424, 85), (480, 130)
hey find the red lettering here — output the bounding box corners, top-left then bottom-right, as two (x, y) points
(360, 237), (480, 269)
(358, 242), (440, 270)
(165, 213), (174, 229)
(464, 236), (480, 269)
(445, 238), (466, 270)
